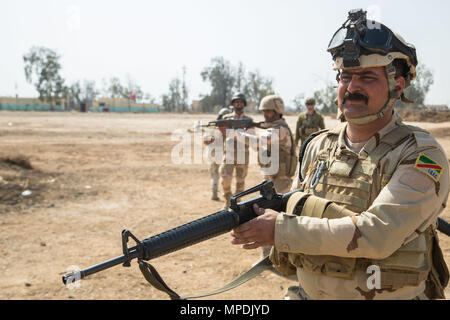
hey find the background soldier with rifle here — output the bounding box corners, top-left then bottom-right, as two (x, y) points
(219, 93), (255, 209)
(234, 94), (297, 258)
(235, 95), (297, 194)
(202, 106), (233, 201)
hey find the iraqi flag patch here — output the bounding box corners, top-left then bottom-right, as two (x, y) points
(414, 153), (443, 182)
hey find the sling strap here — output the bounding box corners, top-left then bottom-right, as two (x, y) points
(138, 255), (274, 300)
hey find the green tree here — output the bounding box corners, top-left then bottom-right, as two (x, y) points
(101, 76), (143, 106)
(122, 76), (144, 102)
(23, 46), (66, 108)
(68, 81), (82, 110)
(313, 82), (338, 114)
(234, 62), (246, 94)
(102, 77), (123, 99)
(200, 56), (236, 112)
(200, 57), (275, 112)
(181, 66), (189, 112)
(161, 78), (183, 112)
(69, 80), (98, 110)
(244, 70), (275, 108)
(292, 94), (305, 112)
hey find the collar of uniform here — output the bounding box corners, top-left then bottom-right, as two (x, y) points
(270, 118), (286, 126)
(233, 112), (246, 119)
(359, 111), (399, 158)
(335, 111), (399, 158)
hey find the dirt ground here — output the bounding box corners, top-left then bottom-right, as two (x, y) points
(0, 111), (449, 300)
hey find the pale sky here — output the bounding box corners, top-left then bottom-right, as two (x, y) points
(2, 0), (450, 107)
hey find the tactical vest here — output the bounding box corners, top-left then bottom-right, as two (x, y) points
(259, 120), (297, 177)
(285, 122), (448, 297)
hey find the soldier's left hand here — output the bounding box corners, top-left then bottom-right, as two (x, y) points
(230, 204), (279, 249)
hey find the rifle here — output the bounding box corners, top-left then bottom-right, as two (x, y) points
(62, 181), (294, 298)
(62, 181), (450, 298)
(201, 118), (269, 130)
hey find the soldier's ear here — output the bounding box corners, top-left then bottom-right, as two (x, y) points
(394, 76), (406, 96)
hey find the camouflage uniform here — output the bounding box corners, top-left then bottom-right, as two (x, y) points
(259, 118), (294, 194)
(294, 110), (325, 147)
(204, 106), (233, 201)
(253, 94), (297, 258)
(203, 130), (222, 201)
(219, 112), (255, 208)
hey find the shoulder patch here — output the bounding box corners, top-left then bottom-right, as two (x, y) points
(414, 152), (444, 182)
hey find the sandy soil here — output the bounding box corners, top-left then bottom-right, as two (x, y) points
(0, 111), (449, 300)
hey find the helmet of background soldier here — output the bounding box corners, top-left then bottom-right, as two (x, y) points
(328, 9), (418, 124)
(230, 93), (247, 107)
(305, 97), (316, 105)
(259, 95), (285, 115)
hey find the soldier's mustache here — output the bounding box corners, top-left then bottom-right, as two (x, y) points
(343, 92), (369, 104)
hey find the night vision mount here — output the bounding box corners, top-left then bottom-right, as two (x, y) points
(342, 9), (368, 67)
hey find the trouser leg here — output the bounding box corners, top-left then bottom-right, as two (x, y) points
(220, 163), (234, 209)
(235, 164), (248, 194)
(210, 162), (219, 200)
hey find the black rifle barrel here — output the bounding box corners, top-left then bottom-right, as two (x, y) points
(438, 217), (450, 236)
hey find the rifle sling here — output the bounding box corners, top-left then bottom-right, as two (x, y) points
(138, 255), (274, 300)
(138, 259), (181, 300)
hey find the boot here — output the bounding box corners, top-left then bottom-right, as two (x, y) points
(211, 191), (219, 201)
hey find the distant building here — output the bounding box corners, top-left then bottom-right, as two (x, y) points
(0, 96), (159, 113)
(0, 97), (66, 111)
(94, 97), (159, 113)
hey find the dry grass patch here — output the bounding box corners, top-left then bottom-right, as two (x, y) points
(0, 154), (33, 170)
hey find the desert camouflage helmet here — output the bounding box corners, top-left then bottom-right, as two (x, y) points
(305, 97), (316, 105)
(230, 93), (247, 106)
(328, 9), (418, 124)
(259, 95), (285, 114)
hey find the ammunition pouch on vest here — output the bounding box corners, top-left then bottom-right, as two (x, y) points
(285, 191), (434, 288)
(425, 229), (449, 299)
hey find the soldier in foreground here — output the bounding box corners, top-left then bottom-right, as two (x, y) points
(294, 97), (325, 147)
(230, 9), (449, 299)
(219, 93), (255, 209)
(203, 106), (233, 201)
